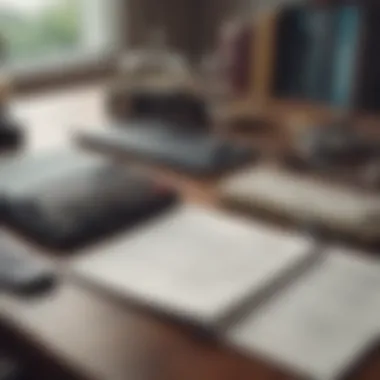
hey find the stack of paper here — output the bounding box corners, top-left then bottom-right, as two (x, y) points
(71, 206), (314, 330)
(219, 165), (380, 241)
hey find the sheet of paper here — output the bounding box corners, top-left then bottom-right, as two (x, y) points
(71, 206), (313, 329)
(228, 248), (380, 380)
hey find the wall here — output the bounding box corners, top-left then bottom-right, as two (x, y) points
(125, 0), (256, 61)
(126, 0), (203, 61)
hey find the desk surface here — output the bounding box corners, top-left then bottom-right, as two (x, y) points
(1, 84), (380, 380)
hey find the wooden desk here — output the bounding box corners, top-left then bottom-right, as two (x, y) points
(1, 84), (380, 380)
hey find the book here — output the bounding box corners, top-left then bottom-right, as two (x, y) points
(302, 7), (337, 102)
(220, 18), (254, 96)
(273, 5), (362, 107)
(70, 205), (314, 331)
(353, 5), (380, 111)
(250, 9), (279, 104)
(273, 5), (336, 101)
(273, 5), (309, 98)
(228, 247), (380, 380)
(329, 6), (362, 108)
(219, 165), (380, 243)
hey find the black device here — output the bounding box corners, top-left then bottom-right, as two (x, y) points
(0, 351), (31, 380)
(0, 356), (17, 380)
(129, 90), (209, 127)
(108, 87), (209, 128)
(1, 151), (177, 250)
(0, 234), (55, 297)
(0, 116), (23, 152)
(76, 121), (255, 176)
(0, 355), (20, 380)
(0, 36), (23, 152)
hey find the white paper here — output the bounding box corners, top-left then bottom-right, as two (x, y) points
(71, 206), (313, 328)
(228, 248), (380, 380)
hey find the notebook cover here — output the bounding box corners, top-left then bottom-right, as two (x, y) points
(71, 206), (314, 330)
(228, 247), (380, 380)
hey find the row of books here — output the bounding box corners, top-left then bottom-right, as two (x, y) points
(246, 3), (380, 111)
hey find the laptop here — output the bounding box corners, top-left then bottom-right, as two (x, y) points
(76, 121), (255, 176)
(0, 150), (177, 250)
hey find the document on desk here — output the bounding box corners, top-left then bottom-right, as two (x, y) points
(228, 248), (380, 380)
(219, 165), (380, 240)
(71, 205), (314, 330)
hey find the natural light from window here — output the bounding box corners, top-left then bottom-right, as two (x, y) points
(0, 0), (116, 68)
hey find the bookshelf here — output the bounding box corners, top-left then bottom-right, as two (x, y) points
(225, 2), (380, 131)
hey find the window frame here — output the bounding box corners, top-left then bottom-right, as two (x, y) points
(1, 0), (124, 79)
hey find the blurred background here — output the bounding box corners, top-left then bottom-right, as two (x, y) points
(2, 2), (380, 380)
(0, 0), (288, 90)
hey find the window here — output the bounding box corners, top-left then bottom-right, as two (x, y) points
(0, 0), (119, 69)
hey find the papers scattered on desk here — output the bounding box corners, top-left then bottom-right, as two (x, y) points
(228, 248), (380, 380)
(71, 205), (313, 329)
(70, 203), (380, 378)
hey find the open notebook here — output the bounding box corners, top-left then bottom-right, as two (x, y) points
(70, 205), (315, 330)
(219, 165), (380, 242)
(228, 248), (380, 380)
(70, 205), (380, 378)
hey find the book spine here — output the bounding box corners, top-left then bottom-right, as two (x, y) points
(273, 7), (309, 99)
(329, 6), (361, 107)
(302, 8), (336, 102)
(251, 10), (278, 104)
(352, 6), (380, 111)
(219, 19), (254, 96)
